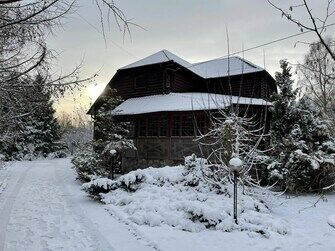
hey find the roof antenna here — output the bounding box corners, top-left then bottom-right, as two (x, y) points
(263, 49), (266, 70)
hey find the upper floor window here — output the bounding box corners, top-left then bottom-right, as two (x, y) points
(134, 74), (147, 89)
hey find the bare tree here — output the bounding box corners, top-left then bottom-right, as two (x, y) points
(58, 109), (93, 155)
(268, 0), (335, 61)
(194, 31), (271, 190)
(196, 101), (270, 192)
(0, 0), (133, 144)
(298, 37), (335, 124)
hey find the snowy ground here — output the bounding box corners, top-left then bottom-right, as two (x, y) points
(0, 158), (334, 251)
(0, 159), (154, 251)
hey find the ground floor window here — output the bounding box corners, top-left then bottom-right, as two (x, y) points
(172, 114), (206, 137)
(138, 115), (168, 137)
(138, 118), (147, 137)
(137, 113), (207, 138)
(195, 115), (206, 136)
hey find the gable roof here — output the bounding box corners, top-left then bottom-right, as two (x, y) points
(190, 57), (264, 78)
(111, 92), (271, 116)
(120, 49), (264, 79)
(120, 49), (193, 70)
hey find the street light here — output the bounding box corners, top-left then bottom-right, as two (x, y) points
(229, 157), (243, 224)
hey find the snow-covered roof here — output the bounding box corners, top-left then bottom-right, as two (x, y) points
(111, 92), (271, 116)
(190, 57), (264, 78)
(120, 50), (264, 79)
(120, 50), (193, 70)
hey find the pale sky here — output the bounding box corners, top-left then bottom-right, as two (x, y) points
(48, 0), (335, 118)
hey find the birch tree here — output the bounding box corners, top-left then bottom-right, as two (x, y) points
(298, 37), (335, 125)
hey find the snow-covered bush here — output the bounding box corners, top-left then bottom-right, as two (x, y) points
(183, 154), (209, 186)
(71, 144), (107, 182)
(82, 155), (289, 237)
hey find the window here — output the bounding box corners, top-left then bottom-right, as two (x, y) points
(195, 115), (206, 136)
(159, 116), (168, 136)
(172, 115), (181, 136)
(138, 118), (147, 137)
(129, 122), (136, 138)
(134, 74), (147, 89)
(137, 114), (205, 138)
(148, 117), (159, 136)
(181, 115), (194, 136)
(172, 114), (196, 137)
(165, 70), (173, 92)
(138, 115), (168, 137)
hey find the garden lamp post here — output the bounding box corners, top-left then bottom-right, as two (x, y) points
(229, 157), (243, 224)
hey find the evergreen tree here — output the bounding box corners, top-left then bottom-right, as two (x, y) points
(268, 60), (335, 192)
(72, 88), (135, 180)
(26, 75), (63, 156)
(94, 88), (136, 178)
(271, 60), (298, 145)
(282, 98), (335, 192)
(0, 74), (64, 160)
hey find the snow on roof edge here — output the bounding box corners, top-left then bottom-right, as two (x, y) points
(111, 92), (271, 116)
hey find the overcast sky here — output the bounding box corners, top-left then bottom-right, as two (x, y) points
(49, 0), (335, 116)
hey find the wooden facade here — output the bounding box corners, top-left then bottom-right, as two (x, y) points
(88, 51), (277, 172)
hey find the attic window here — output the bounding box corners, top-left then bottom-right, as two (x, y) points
(134, 74), (147, 89)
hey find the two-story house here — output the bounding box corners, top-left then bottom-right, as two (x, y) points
(88, 50), (276, 171)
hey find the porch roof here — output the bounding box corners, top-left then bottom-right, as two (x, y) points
(111, 92), (271, 116)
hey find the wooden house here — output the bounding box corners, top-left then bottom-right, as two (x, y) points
(88, 50), (277, 171)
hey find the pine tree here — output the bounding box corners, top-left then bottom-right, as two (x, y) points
(27, 75), (63, 156)
(94, 88), (135, 178)
(72, 88), (135, 180)
(271, 60), (298, 145)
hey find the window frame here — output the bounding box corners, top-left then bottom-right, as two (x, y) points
(136, 112), (207, 139)
(137, 114), (168, 138)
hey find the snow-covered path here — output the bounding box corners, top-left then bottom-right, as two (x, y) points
(0, 159), (154, 251)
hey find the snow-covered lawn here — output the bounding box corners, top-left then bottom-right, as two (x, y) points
(84, 163), (335, 251)
(86, 166), (289, 236)
(0, 158), (334, 250)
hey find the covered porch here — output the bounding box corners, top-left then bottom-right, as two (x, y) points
(111, 92), (271, 171)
